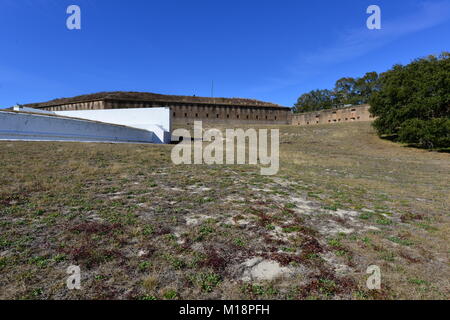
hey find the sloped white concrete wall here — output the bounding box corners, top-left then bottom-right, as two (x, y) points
(0, 111), (157, 144)
(54, 108), (171, 144)
(13, 106), (55, 115)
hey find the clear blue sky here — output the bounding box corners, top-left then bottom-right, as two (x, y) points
(1, 0), (449, 108)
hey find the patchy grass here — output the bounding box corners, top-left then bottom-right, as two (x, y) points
(0, 122), (448, 300)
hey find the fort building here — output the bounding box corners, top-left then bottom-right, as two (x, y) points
(291, 104), (374, 126)
(20, 92), (374, 127)
(23, 92), (292, 126)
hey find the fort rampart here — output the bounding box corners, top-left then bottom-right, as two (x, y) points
(291, 104), (374, 126)
(25, 92), (292, 126)
(22, 93), (374, 127)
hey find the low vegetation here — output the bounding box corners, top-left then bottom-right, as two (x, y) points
(0, 122), (448, 299)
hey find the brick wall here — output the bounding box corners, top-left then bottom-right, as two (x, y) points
(291, 105), (374, 126)
(40, 100), (292, 125)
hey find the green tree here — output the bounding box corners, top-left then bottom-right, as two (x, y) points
(333, 72), (379, 106)
(293, 72), (380, 113)
(369, 52), (450, 148)
(333, 77), (357, 105)
(354, 72), (380, 104)
(293, 89), (334, 113)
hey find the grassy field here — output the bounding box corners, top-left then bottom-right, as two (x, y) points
(0, 121), (448, 300)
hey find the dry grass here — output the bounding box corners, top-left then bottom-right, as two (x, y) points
(0, 122), (448, 300)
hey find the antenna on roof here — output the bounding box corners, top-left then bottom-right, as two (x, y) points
(211, 80), (215, 104)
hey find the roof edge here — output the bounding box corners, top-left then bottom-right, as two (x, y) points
(20, 91), (289, 109)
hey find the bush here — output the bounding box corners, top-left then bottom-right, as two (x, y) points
(398, 118), (450, 149)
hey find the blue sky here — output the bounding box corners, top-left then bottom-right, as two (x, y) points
(1, 0), (449, 108)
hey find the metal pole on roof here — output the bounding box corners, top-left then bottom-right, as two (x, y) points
(211, 80), (215, 104)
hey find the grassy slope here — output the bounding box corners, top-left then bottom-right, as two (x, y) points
(0, 122), (448, 300)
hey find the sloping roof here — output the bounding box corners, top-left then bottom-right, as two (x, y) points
(23, 91), (287, 109)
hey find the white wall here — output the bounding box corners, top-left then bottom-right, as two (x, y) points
(54, 108), (171, 144)
(0, 111), (159, 144)
(13, 106), (56, 115)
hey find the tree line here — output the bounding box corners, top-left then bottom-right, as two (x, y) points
(293, 52), (449, 150)
(293, 72), (380, 113)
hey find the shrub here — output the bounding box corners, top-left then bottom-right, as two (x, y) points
(398, 118), (450, 149)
